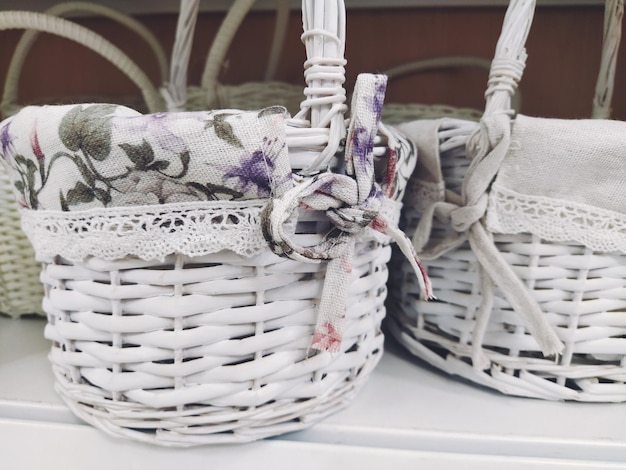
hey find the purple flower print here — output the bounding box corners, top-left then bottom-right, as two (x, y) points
(351, 126), (375, 167)
(140, 113), (188, 156)
(0, 122), (15, 160)
(370, 78), (387, 120)
(225, 149), (274, 197)
(224, 136), (287, 198)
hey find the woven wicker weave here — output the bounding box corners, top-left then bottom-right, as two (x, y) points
(44, 216), (390, 444)
(0, 0), (425, 445)
(388, 0), (626, 402)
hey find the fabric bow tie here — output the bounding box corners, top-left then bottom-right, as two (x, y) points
(262, 74), (432, 353)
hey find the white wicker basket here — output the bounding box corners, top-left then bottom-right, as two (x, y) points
(0, 0), (428, 446)
(388, 0), (626, 402)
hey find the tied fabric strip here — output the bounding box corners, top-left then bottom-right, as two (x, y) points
(262, 73), (432, 353)
(412, 114), (564, 366)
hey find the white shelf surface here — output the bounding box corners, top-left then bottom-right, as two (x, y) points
(2, 315), (626, 469)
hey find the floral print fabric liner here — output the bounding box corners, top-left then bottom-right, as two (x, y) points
(0, 104), (292, 211)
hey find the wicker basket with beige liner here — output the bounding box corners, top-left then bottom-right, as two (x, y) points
(388, 0), (626, 401)
(0, 0), (429, 446)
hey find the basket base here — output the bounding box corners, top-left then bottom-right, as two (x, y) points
(387, 309), (626, 403)
(50, 343), (383, 447)
(41, 239), (391, 445)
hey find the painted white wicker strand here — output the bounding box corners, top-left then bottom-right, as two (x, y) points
(160, 0), (292, 111)
(593, 0), (624, 118)
(161, 0), (200, 111)
(389, 0), (626, 401)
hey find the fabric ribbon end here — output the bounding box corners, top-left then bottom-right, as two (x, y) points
(373, 215), (434, 300)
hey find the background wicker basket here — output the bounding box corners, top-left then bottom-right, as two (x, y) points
(388, 0), (626, 402)
(0, 0), (427, 445)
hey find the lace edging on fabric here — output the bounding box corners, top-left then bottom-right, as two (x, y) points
(22, 198), (402, 262)
(487, 184), (626, 253)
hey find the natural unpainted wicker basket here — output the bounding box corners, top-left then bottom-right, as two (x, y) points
(388, 0), (626, 402)
(0, 0), (426, 445)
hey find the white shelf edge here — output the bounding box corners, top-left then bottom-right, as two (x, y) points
(2, 417), (625, 470)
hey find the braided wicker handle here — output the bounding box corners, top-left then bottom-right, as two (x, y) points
(0, 10), (165, 116)
(200, 0), (348, 174)
(289, 0), (347, 174)
(485, 0), (623, 118)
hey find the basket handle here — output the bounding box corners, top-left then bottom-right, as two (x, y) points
(484, 0), (623, 118)
(0, 10), (166, 117)
(593, 0), (624, 118)
(287, 0), (347, 174)
(197, 0), (348, 173)
(201, 0), (291, 107)
(161, 0), (200, 111)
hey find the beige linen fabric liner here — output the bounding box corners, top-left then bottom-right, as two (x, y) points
(488, 114), (626, 253)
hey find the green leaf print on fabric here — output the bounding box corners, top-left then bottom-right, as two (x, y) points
(58, 104), (116, 161)
(205, 113), (244, 149)
(66, 181), (96, 205)
(1, 104), (293, 211)
(119, 139), (171, 172)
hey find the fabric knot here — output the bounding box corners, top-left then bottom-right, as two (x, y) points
(467, 116), (502, 162)
(450, 193), (488, 232)
(260, 171), (383, 263)
(412, 112), (565, 361)
(327, 205), (379, 234)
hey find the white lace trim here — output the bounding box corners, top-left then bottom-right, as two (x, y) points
(22, 198), (402, 262)
(487, 183), (626, 253)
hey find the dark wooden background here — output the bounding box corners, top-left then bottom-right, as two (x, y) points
(1, 5), (623, 120)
